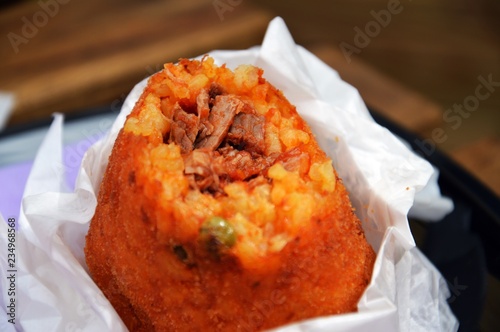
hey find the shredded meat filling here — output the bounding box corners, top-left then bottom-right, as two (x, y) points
(196, 89), (214, 140)
(169, 103), (199, 154)
(214, 147), (273, 182)
(183, 150), (219, 192)
(226, 113), (266, 154)
(165, 88), (273, 192)
(195, 95), (244, 150)
(275, 146), (311, 175)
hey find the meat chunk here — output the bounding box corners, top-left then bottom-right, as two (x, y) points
(183, 150), (219, 191)
(169, 103), (199, 154)
(184, 147), (273, 192)
(195, 95), (244, 150)
(196, 89), (214, 139)
(275, 146), (311, 175)
(227, 113), (266, 154)
(214, 146), (273, 181)
(169, 92), (274, 190)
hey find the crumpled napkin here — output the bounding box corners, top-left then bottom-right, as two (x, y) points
(0, 17), (458, 331)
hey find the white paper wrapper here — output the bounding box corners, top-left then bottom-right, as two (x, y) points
(0, 17), (458, 331)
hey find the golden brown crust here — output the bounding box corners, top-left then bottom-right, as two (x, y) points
(85, 58), (376, 331)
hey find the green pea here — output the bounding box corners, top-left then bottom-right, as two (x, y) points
(199, 216), (236, 254)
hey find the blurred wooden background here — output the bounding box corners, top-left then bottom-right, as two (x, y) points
(0, 0), (499, 330)
(1, 0), (498, 197)
(0, 0), (271, 125)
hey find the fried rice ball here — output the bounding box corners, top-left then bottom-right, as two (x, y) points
(85, 57), (376, 331)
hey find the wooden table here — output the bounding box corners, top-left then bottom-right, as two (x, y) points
(0, 0), (272, 125)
